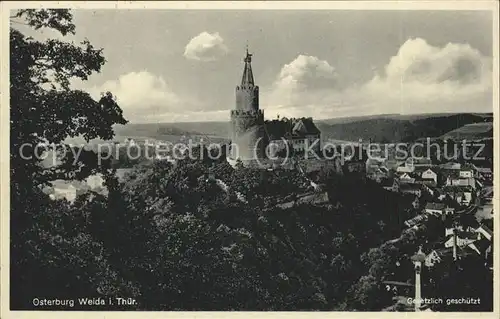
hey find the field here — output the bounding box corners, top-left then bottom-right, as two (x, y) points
(440, 122), (494, 141)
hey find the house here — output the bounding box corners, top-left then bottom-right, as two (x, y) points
(399, 183), (422, 197)
(381, 178), (398, 192)
(406, 157), (433, 167)
(444, 235), (476, 249)
(404, 214), (429, 228)
(475, 178), (483, 190)
(277, 191), (329, 209)
(467, 237), (492, 260)
(383, 159), (404, 171)
(410, 195), (420, 209)
(415, 178), (437, 188)
(389, 179), (400, 192)
(397, 172), (416, 183)
(396, 163), (415, 173)
(475, 224), (493, 241)
(421, 168), (438, 184)
(475, 167), (493, 180)
(344, 160), (366, 173)
(445, 170), (477, 190)
(290, 118), (321, 154)
(266, 117), (321, 155)
(444, 207), (455, 215)
(442, 185), (473, 206)
(367, 170), (387, 183)
(424, 250), (442, 268)
(425, 202), (447, 216)
(366, 159), (389, 181)
(395, 156), (433, 173)
(366, 158), (385, 172)
(459, 169), (474, 178)
(419, 183), (435, 196)
(440, 162), (461, 170)
(445, 225), (476, 237)
(452, 192), (464, 205)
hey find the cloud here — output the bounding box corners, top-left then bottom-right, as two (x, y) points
(267, 55), (339, 108)
(184, 32), (228, 62)
(275, 55), (338, 91)
(264, 38), (492, 119)
(86, 71), (202, 123)
(365, 38), (492, 111)
(377, 38), (489, 86)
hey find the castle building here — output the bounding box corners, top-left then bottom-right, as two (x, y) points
(229, 49), (266, 162)
(266, 117), (321, 156)
(228, 49), (322, 167)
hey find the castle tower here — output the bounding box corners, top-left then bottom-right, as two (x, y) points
(229, 48), (266, 162)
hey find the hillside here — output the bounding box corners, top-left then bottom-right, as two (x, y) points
(113, 122), (230, 140)
(440, 122), (494, 141)
(107, 112), (492, 144)
(317, 113), (492, 143)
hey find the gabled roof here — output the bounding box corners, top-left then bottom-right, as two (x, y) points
(470, 238), (492, 253)
(405, 214), (428, 227)
(414, 166), (436, 174)
(265, 120), (292, 140)
(292, 118), (321, 136)
(380, 177), (395, 187)
(442, 185), (473, 193)
(476, 167), (492, 173)
(439, 162), (461, 170)
(456, 230), (477, 239)
(445, 169), (475, 179)
(406, 157), (432, 165)
(478, 224), (493, 237)
(266, 117), (321, 139)
(415, 176), (437, 184)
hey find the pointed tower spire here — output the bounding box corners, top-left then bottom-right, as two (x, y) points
(241, 46), (255, 87)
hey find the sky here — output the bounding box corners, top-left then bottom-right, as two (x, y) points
(14, 9), (494, 123)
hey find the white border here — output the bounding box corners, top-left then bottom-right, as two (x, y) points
(1, 1), (499, 319)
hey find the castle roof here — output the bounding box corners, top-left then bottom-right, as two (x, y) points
(241, 49), (254, 86)
(265, 120), (292, 140)
(292, 118), (321, 136)
(265, 117), (321, 140)
(442, 185), (473, 193)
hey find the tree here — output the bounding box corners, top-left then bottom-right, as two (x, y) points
(10, 9), (127, 190)
(10, 9), (127, 308)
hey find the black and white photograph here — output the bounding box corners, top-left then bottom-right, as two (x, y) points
(1, 0), (499, 316)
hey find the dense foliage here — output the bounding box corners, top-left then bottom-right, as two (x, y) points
(10, 9), (127, 308)
(13, 154), (422, 310)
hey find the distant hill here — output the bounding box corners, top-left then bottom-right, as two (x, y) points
(317, 114), (400, 125)
(113, 122), (230, 143)
(317, 113), (492, 143)
(317, 112), (492, 125)
(108, 112), (492, 144)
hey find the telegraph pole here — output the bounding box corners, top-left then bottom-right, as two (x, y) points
(452, 221), (458, 261)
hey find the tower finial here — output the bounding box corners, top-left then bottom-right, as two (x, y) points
(241, 44), (254, 86)
(244, 43), (252, 63)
